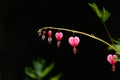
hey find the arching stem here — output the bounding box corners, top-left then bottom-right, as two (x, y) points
(37, 26), (120, 54)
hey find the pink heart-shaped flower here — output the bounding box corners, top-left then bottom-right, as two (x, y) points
(48, 30), (52, 37)
(107, 54), (117, 65)
(55, 32), (63, 41)
(68, 36), (80, 47)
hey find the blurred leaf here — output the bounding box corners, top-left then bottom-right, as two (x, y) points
(88, 2), (110, 22)
(112, 38), (120, 44)
(107, 44), (120, 54)
(107, 44), (120, 51)
(50, 73), (62, 80)
(113, 58), (120, 62)
(107, 45), (113, 51)
(114, 44), (120, 51)
(24, 59), (61, 80)
(88, 2), (102, 18)
(25, 67), (37, 79)
(118, 38), (120, 41)
(32, 61), (42, 77)
(41, 62), (55, 78)
(101, 7), (111, 22)
(108, 38), (120, 51)
(37, 58), (46, 66)
(40, 59), (46, 66)
(32, 59), (45, 78)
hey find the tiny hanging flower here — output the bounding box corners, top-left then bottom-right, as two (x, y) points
(107, 54), (118, 72)
(68, 36), (80, 54)
(55, 32), (63, 48)
(38, 30), (42, 37)
(41, 30), (46, 41)
(48, 30), (52, 44)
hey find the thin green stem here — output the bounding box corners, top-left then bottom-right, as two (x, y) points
(37, 26), (120, 54)
(102, 22), (115, 46)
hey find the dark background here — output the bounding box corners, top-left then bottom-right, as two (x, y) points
(0, 0), (120, 80)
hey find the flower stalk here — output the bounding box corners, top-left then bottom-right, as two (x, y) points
(37, 26), (120, 54)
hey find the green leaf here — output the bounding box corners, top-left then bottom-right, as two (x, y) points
(107, 44), (120, 54)
(101, 7), (111, 22)
(88, 2), (110, 22)
(41, 62), (55, 78)
(32, 60), (44, 78)
(113, 58), (120, 62)
(109, 38), (120, 53)
(107, 45), (113, 51)
(112, 38), (120, 44)
(25, 67), (37, 79)
(88, 2), (102, 18)
(40, 59), (46, 66)
(107, 44), (120, 51)
(50, 73), (62, 80)
(114, 44), (120, 51)
(118, 38), (120, 41)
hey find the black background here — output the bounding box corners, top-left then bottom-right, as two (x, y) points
(0, 0), (120, 80)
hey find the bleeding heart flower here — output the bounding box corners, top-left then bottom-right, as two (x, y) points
(107, 54), (118, 72)
(48, 30), (52, 37)
(55, 32), (63, 47)
(55, 32), (63, 41)
(41, 30), (46, 41)
(48, 30), (52, 44)
(69, 36), (80, 47)
(68, 36), (80, 54)
(107, 54), (117, 65)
